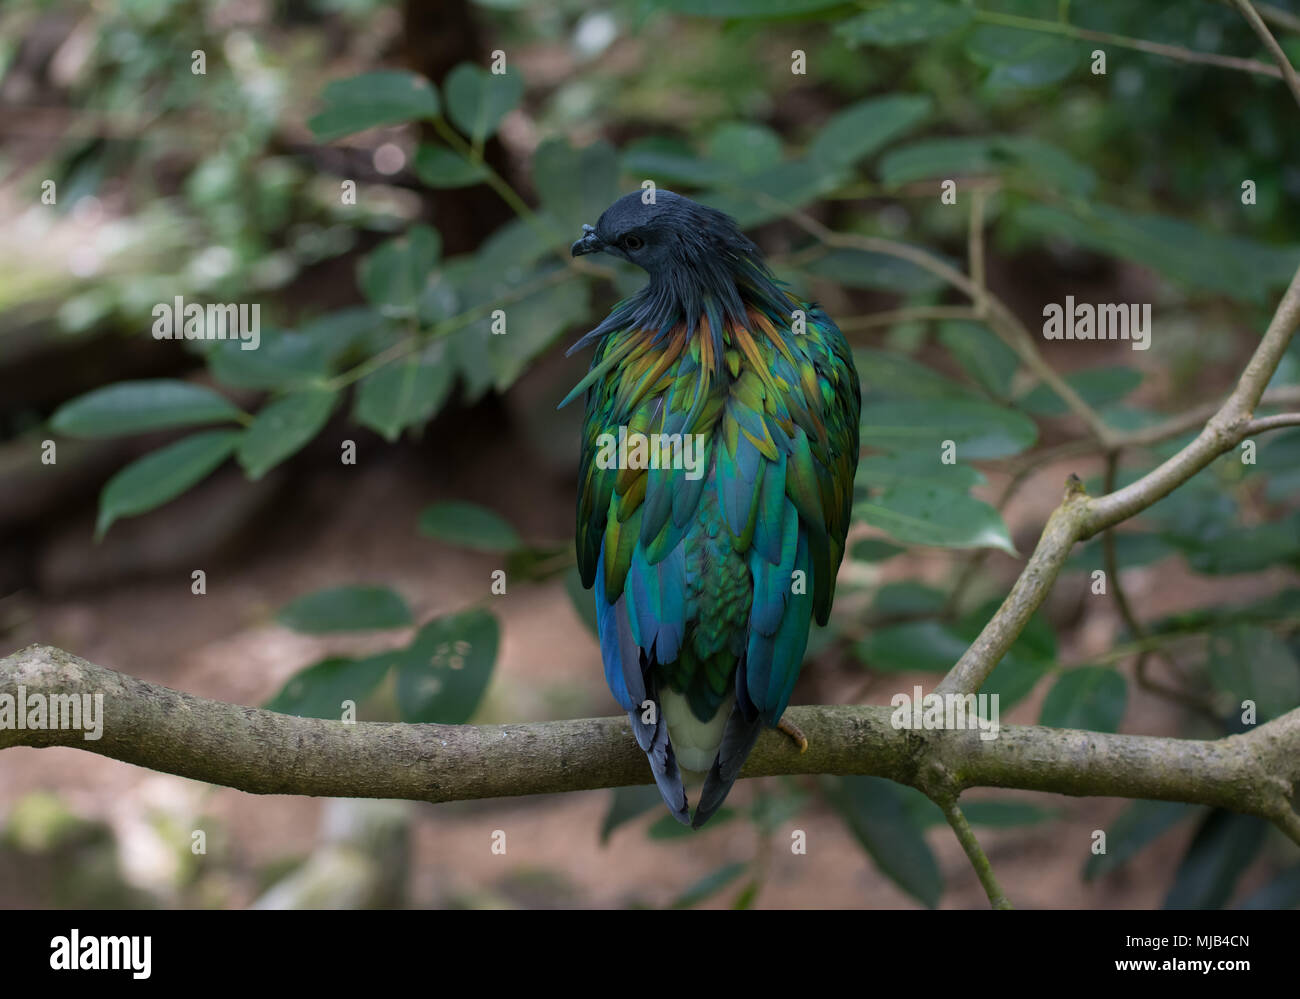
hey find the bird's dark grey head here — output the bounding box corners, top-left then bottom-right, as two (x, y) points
(566, 189), (792, 354)
(570, 190), (757, 277)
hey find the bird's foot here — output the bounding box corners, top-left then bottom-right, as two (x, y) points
(777, 717), (808, 753)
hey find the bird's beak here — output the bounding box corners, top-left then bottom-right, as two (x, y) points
(571, 224), (604, 258)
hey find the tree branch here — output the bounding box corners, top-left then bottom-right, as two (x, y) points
(936, 262), (1300, 699)
(972, 8), (1286, 81)
(3, 644), (1298, 848)
(936, 798), (1013, 910)
(1234, 0), (1300, 109)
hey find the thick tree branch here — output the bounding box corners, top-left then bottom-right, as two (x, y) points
(3, 645), (1299, 849)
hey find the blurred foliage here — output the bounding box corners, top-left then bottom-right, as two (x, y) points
(5, 0), (1300, 908)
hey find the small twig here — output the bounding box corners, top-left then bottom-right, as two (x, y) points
(776, 202), (1114, 446)
(971, 8), (1285, 81)
(1100, 453), (1219, 719)
(936, 796), (1013, 910)
(1234, 0), (1300, 109)
(969, 188), (988, 318)
(1257, 2), (1300, 35)
(1244, 412), (1300, 434)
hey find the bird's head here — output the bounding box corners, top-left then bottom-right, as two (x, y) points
(570, 190), (758, 278)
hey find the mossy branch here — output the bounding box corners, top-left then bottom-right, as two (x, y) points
(3, 644), (1299, 854)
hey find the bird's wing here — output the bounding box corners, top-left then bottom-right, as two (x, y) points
(576, 325), (714, 825)
(729, 306), (860, 725)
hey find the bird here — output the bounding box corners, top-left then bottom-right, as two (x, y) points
(563, 190), (860, 827)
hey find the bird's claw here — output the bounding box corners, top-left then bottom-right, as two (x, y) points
(777, 717), (808, 753)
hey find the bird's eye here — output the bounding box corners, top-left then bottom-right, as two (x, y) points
(622, 234), (644, 251)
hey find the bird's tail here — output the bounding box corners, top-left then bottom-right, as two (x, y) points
(631, 675), (691, 826)
(691, 693), (764, 828)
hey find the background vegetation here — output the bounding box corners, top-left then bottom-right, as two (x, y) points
(2, 0), (1299, 909)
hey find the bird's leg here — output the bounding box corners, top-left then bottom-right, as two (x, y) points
(776, 716), (808, 753)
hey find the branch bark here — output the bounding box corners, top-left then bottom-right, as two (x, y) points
(3, 644), (1298, 847)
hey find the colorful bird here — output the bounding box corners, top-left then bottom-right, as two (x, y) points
(564, 191), (860, 827)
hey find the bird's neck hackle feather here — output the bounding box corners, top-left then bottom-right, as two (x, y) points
(564, 230), (797, 379)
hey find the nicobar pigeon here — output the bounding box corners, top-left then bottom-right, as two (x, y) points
(563, 190), (861, 827)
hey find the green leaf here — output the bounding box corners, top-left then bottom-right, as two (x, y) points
(649, 0), (845, 16)
(855, 453), (985, 491)
(1012, 202), (1300, 305)
(395, 609), (499, 724)
(873, 581), (947, 616)
(299, 307), (387, 364)
(276, 585), (413, 634)
(1179, 514), (1300, 575)
(1065, 532), (1179, 575)
(856, 484), (1015, 554)
(418, 501), (521, 552)
(879, 136), (998, 186)
(706, 122), (784, 175)
(621, 139), (734, 188)
(751, 789), (809, 833)
(207, 333), (331, 391)
(600, 785), (663, 844)
(837, 2), (972, 47)
(879, 135), (1095, 195)
(1084, 800), (1200, 881)
(236, 388), (337, 481)
(977, 653), (1049, 711)
(670, 861), (748, 909)
(699, 158), (845, 228)
(308, 71), (440, 141)
(96, 430), (241, 537)
(965, 25), (1082, 89)
(479, 268), (590, 392)
(1018, 366), (1143, 416)
(802, 248), (947, 295)
(51, 380), (243, 438)
(938, 320), (1018, 399)
(808, 94), (933, 168)
(264, 654), (394, 719)
(731, 881), (761, 910)
(1207, 625), (1300, 723)
(360, 225), (441, 315)
(1039, 667), (1127, 732)
(443, 63), (524, 145)
(1165, 810), (1268, 910)
(826, 776), (943, 908)
(851, 538), (905, 562)
(413, 144), (490, 188)
(853, 348), (981, 400)
(534, 137), (621, 233)
(354, 347), (455, 442)
(564, 565), (599, 637)
(859, 398), (1038, 458)
(856, 620), (967, 672)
